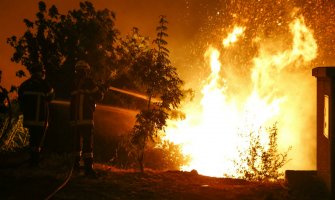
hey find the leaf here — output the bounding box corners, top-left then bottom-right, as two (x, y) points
(23, 19), (34, 28)
(38, 1), (46, 12)
(49, 5), (59, 18)
(15, 70), (26, 78)
(10, 86), (17, 93)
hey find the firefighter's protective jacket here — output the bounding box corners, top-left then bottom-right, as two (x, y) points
(18, 76), (54, 127)
(70, 77), (102, 126)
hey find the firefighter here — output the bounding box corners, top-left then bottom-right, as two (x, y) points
(70, 60), (103, 176)
(18, 66), (54, 166)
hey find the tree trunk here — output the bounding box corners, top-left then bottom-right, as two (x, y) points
(138, 149), (144, 173)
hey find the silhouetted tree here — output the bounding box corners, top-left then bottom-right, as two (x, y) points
(7, 1), (118, 98)
(6, 2), (189, 170)
(130, 16), (185, 172)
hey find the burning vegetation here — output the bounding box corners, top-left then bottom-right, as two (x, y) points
(1, 0), (335, 189)
(160, 10), (318, 180)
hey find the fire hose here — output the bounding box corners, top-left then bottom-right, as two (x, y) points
(44, 85), (156, 199)
(108, 86), (160, 103)
(44, 132), (75, 200)
(45, 79), (85, 200)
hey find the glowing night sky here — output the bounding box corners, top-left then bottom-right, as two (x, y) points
(1, 0), (335, 90)
(0, 0), (202, 88)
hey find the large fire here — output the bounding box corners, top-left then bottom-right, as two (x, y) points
(163, 13), (317, 178)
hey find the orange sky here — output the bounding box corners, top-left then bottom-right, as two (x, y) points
(2, 0), (334, 91)
(0, 0), (208, 89)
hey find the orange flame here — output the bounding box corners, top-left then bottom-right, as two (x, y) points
(222, 26), (245, 48)
(164, 14), (317, 178)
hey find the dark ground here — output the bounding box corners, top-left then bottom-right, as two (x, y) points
(0, 152), (330, 200)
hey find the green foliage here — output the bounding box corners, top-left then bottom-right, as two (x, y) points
(0, 115), (29, 152)
(1, 66), (28, 152)
(130, 16), (186, 172)
(234, 124), (291, 182)
(144, 140), (191, 171)
(15, 70), (26, 78)
(111, 133), (189, 171)
(7, 1), (119, 98)
(6, 2), (190, 171)
(113, 27), (151, 91)
(0, 99), (29, 152)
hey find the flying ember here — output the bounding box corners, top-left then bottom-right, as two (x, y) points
(163, 13), (317, 178)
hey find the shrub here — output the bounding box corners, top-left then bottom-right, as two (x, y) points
(234, 123), (291, 182)
(0, 101), (29, 152)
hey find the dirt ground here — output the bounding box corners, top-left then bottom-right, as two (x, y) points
(0, 153), (329, 200)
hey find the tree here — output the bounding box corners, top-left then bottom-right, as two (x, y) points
(130, 16), (185, 172)
(234, 124), (291, 182)
(113, 27), (151, 93)
(0, 70), (28, 151)
(6, 2), (189, 171)
(7, 1), (119, 98)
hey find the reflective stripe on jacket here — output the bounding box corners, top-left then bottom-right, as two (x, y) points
(18, 77), (54, 127)
(70, 77), (101, 127)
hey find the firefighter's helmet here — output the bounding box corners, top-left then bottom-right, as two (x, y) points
(75, 60), (90, 73)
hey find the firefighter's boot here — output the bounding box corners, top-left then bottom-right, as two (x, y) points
(84, 158), (97, 177)
(73, 155), (81, 171)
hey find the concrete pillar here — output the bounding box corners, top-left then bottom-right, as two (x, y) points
(312, 67), (335, 199)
